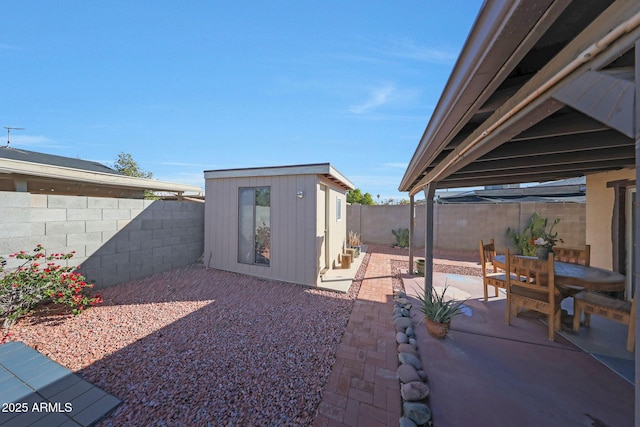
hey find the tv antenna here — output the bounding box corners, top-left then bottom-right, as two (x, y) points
(4, 127), (25, 148)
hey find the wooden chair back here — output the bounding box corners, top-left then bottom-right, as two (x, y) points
(506, 252), (560, 341)
(479, 239), (506, 301)
(554, 245), (590, 266)
(479, 239), (497, 273)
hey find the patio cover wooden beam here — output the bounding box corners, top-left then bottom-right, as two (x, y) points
(553, 69), (635, 138)
(634, 38), (640, 424)
(402, 1), (640, 196)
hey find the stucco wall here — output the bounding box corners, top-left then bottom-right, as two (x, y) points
(0, 191), (204, 288)
(348, 202), (585, 254)
(586, 168), (635, 269)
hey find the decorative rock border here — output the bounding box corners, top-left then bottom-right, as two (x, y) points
(393, 290), (432, 427)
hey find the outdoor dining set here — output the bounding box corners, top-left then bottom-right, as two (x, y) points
(479, 239), (636, 351)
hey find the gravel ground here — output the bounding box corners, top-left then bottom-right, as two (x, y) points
(391, 259), (483, 281)
(7, 255), (369, 426)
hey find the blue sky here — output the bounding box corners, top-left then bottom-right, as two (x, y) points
(2, 1), (483, 201)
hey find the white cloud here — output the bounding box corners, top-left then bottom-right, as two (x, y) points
(349, 84), (396, 114)
(380, 37), (457, 64)
(155, 171), (204, 189)
(383, 162), (408, 169)
(7, 134), (56, 147)
(157, 161), (209, 168)
(349, 174), (402, 188)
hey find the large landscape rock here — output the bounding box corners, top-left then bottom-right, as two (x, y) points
(397, 363), (422, 383)
(397, 343), (418, 355)
(395, 332), (408, 344)
(394, 316), (413, 331)
(398, 352), (421, 370)
(401, 381), (430, 401)
(403, 402), (432, 425)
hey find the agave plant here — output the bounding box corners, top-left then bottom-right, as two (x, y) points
(415, 285), (467, 324)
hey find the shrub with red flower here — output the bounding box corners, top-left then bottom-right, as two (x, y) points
(0, 245), (102, 330)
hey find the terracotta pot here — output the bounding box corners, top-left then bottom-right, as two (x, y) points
(425, 318), (450, 339)
(535, 246), (554, 260)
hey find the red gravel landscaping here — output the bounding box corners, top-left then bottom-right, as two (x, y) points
(6, 259), (369, 426)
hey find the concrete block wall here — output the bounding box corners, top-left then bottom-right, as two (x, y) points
(0, 191), (204, 288)
(347, 202), (585, 253)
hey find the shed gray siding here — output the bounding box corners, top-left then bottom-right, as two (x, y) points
(204, 174), (319, 286)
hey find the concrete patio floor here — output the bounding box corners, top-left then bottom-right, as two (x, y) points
(403, 270), (635, 427)
(314, 247), (634, 426)
(318, 247), (367, 293)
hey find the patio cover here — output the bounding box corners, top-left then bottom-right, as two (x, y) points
(398, 0), (640, 422)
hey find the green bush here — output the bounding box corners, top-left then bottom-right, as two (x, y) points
(392, 227), (410, 248)
(506, 213), (560, 255)
(0, 245), (102, 329)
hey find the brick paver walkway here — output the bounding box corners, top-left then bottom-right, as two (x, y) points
(314, 247), (403, 427)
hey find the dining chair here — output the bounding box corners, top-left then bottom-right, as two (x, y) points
(506, 251), (561, 341)
(572, 290), (636, 352)
(479, 239), (506, 301)
(554, 245), (591, 266)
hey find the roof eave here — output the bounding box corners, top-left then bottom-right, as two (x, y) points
(0, 158), (202, 194)
(204, 163), (355, 191)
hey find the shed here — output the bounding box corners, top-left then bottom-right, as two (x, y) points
(203, 163), (354, 288)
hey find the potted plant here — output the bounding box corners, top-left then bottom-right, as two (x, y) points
(531, 217), (562, 260)
(506, 212), (563, 257)
(415, 258), (425, 275)
(348, 231), (362, 257)
(416, 285), (466, 339)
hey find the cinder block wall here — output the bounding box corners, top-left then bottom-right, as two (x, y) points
(347, 202), (585, 252)
(0, 192), (204, 288)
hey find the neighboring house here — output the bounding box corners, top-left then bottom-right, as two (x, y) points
(398, 0), (640, 414)
(203, 163), (354, 288)
(438, 177), (586, 203)
(0, 146), (201, 198)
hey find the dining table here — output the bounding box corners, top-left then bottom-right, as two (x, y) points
(493, 254), (626, 293)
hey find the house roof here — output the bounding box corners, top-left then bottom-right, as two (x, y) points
(0, 146), (124, 175)
(204, 163), (355, 191)
(0, 146), (202, 197)
(438, 177), (586, 203)
(399, 0), (639, 196)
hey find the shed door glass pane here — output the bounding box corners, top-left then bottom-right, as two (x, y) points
(238, 188), (254, 264)
(255, 187), (270, 265)
(238, 187), (271, 266)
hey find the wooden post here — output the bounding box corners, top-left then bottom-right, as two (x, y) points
(409, 195), (415, 274)
(633, 39), (640, 426)
(424, 184), (436, 295)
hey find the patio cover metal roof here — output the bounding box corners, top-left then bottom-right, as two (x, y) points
(399, 0), (640, 195)
(399, 1), (640, 423)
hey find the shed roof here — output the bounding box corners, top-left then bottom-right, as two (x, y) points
(204, 163), (355, 191)
(399, 0), (639, 195)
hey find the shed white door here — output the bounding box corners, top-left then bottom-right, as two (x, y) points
(318, 185), (329, 271)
